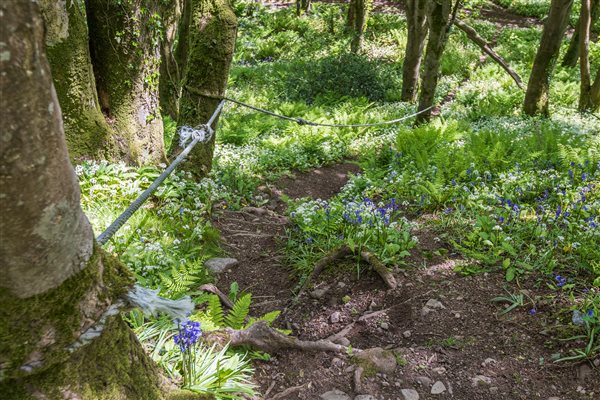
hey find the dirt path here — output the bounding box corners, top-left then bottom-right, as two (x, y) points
(210, 163), (599, 400)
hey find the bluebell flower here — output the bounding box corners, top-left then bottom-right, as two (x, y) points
(174, 320), (202, 352)
(587, 310), (594, 318)
(555, 205), (562, 219)
(581, 172), (587, 181)
(444, 207), (453, 214)
(555, 275), (567, 288)
(528, 308), (537, 316)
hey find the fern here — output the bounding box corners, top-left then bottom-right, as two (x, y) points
(225, 293), (252, 329)
(207, 294), (225, 327)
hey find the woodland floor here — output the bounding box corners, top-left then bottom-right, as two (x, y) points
(211, 164), (599, 400)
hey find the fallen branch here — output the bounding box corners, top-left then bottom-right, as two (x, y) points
(269, 384), (306, 400)
(197, 284), (234, 309)
(454, 18), (525, 90)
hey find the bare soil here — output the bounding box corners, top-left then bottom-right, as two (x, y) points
(211, 163), (599, 400)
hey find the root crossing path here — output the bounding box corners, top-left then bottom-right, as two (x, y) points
(210, 163), (597, 400)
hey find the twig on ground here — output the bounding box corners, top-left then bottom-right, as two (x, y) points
(197, 284), (234, 309)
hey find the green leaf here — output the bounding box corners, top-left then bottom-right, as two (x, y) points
(506, 267), (516, 282)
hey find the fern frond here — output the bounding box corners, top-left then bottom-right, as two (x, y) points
(225, 293), (252, 329)
(207, 294), (225, 326)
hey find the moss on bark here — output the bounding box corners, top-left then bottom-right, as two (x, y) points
(87, 0), (165, 165)
(39, 0), (119, 161)
(170, 0), (237, 177)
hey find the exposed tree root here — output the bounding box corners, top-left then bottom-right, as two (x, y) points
(269, 383), (306, 400)
(197, 284), (234, 309)
(204, 321), (354, 354)
(359, 250), (397, 289)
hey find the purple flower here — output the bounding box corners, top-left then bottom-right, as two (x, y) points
(587, 310), (594, 318)
(174, 320), (202, 352)
(555, 205), (562, 219)
(444, 207), (453, 214)
(555, 275), (567, 288)
(528, 308), (537, 316)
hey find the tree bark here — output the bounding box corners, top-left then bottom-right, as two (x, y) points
(159, 0), (185, 120)
(402, 0), (429, 101)
(296, 0), (312, 16)
(171, 0), (237, 177)
(453, 18), (524, 90)
(561, 0), (599, 67)
(523, 0), (574, 116)
(415, 0), (453, 125)
(38, 0), (119, 161)
(87, 0), (165, 165)
(0, 4), (185, 398)
(349, 0), (372, 53)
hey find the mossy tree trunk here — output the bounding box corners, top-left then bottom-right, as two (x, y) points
(415, 0), (453, 125)
(0, 4), (177, 398)
(348, 0), (372, 53)
(159, 0), (185, 120)
(401, 0), (429, 102)
(523, 0), (574, 116)
(38, 0), (119, 162)
(578, 0), (600, 111)
(561, 0), (599, 68)
(87, 0), (165, 165)
(170, 0), (237, 177)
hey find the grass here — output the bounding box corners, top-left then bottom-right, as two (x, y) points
(78, 1), (600, 394)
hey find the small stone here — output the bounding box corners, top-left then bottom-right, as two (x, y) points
(354, 396), (375, 400)
(425, 299), (446, 309)
(481, 358), (497, 367)
(354, 347), (397, 374)
(380, 322), (389, 330)
(431, 381), (446, 395)
(338, 281), (346, 288)
(382, 381), (390, 387)
(471, 375), (492, 387)
(330, 311), (341, 324)
(319, 389), (351, 400)
(344, 365), (355, 373)
(577, 363), (592, 382)
(454, 313), (461, 319)
(205, 257), (238, 274)
(311, 286), (330, 299)
(489, 387), (499, 395)
(415, 376), (433, 387)
(400, 388), (420, 400)
(432, 367), (446, 375)
(547, 397), (560, 400)
(421, 306), (432, 316)
(403, 330), (412, 338)
(332, 357), (344, 367)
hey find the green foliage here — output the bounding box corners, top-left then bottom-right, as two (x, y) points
(224, 294), (252, 329)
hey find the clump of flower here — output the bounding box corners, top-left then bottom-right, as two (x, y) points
(174, 320), (202, 386)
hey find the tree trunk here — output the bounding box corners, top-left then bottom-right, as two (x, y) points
(0, 3), (174, 398)
(578, 0), (600, 111)
(415, 0), (453, 125)
(159, 0), (185, 121)
(38, 0), (119, 161)
(296, 0), (312, 16)
(402, 0), (429, 102)
(87, 0), (165, 165)
(561, 0), (599, 67)
(349, 0), (372, 53)
(523, 0), (574, 116)
(171, 0), (237, 177)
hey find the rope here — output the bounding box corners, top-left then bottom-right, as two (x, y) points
(185, 86), (436, 128)
(96, 100), (225, 245)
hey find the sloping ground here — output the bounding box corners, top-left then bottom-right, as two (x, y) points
(211, 164), (599, 400)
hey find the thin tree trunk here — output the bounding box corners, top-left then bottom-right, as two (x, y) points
(87, 0), (165, 165)
(171, 0), (237, 177)
(0, 4), (170, 397)
(523, 0), (574, 116)
(561, 0), (599, 67)
(578, 0), (599, 111)
(402, 0), (429, 102)
(454, 18), (524, 90)
(349, 0), (372, 53)
(415, 0), (453, 125)
(296, 0), (312, 16)
(38, 0), (119, 161)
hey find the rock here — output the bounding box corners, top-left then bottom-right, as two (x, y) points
(400, 388), (420, 400)
(354, 396), (375, 400)
(425, 299), (446, 309)
(481, 358), (496, 367)
(431, 381), (446, 395)
(331, 357), (344, 368)
(572, 310), (585, 326)
(403, 330), (412, 338)
(310, 286), (330, 299)
(380, 322), (389, 330)
(432, 367), (446, 375)
(415, 376), (433, 387)
(354, 347), (397, 374)
(489, 387), (499, 395)
(205, 257), (238, 274)
(319, 389), (351, 400)
(577, 363), (592, 382)
(330, 311), (341, 324)
(547, 397), (560, 400)
(338, 281), (346, 288)
(421, 306), (432, 316)
(471, 375), (492, 387)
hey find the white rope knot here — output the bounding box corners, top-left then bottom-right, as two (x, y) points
(178, 125), (213, 147)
